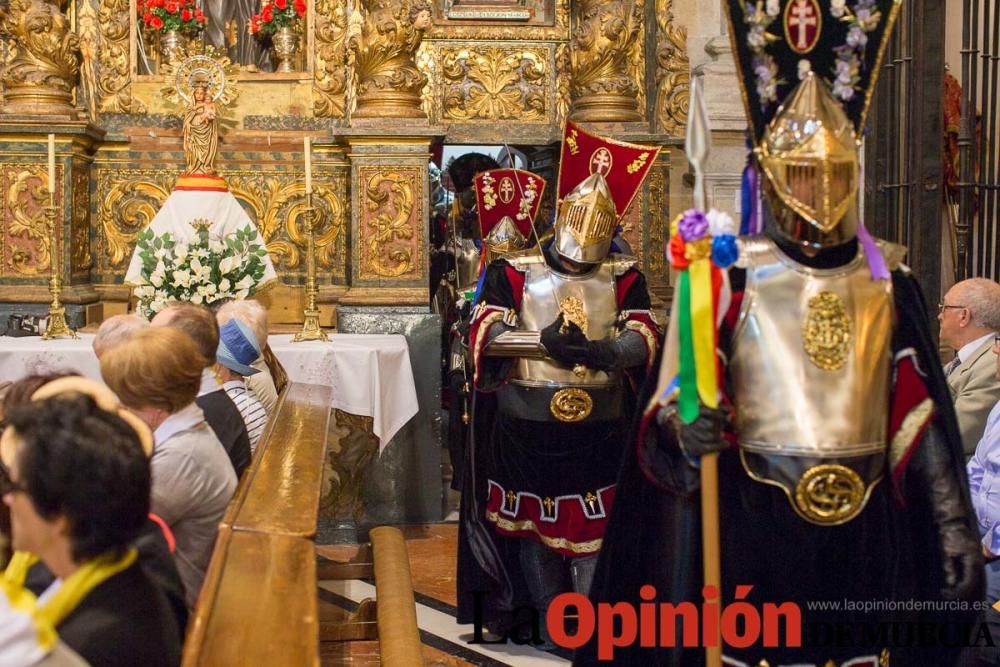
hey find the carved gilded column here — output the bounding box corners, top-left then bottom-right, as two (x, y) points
(313, 0), (349, 117)
(655, 0), (690, 136)
(568, 0), (644, 122)
(348, 0), (432, 120)
(1, 0), (81, 117)
(340, 129), (441, 304)
(0, 124), (104, 313)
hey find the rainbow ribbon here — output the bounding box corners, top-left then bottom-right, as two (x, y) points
(668, 209), (737, 424)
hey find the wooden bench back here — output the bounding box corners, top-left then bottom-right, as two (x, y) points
(183, 383), (332, 667)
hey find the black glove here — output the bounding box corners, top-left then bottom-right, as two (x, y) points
(908, 427), (984, 603)
(540, 314), (588, 366)
(658, 404), (730, 460)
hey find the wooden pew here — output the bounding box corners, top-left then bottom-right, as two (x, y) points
(183, 382), (425, 666)
(183, 383), (331, 667)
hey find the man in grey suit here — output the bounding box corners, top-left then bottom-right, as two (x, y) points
(940, 277), (1000, 458)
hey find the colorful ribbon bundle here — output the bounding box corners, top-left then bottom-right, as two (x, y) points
(667, 209), (738, 424)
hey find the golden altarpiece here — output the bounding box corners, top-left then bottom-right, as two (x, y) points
(0, 0), (689, 528)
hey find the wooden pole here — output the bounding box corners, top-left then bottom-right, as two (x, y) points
(700, 453), (722, 666)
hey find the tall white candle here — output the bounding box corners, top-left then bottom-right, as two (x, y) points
(47, 134), (55, 205)
(304, 137), (312, 194)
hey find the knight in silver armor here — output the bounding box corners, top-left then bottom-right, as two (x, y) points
(581, 3), (983, 666)
(457, 126), (661, 635)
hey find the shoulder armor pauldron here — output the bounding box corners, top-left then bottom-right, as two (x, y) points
(874, 238), (908, 272)
(505, 249), (545, 271)
(605, 253), (638, 276)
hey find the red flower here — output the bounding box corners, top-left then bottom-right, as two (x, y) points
(164, 0), (179, 13)
(668, 234), (689, 269)
(181, 8), (191, 20)
(195, 8), (204, 20)
(150, 15), (164, 29)
(261, 5), (273, 20)
(294, 0), (306, 16)
(274, 0), (287, 9)
(142, 10), (153, 22)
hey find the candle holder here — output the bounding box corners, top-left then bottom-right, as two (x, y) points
(42, 204), (76, 340)
(294, 192), (329, 343)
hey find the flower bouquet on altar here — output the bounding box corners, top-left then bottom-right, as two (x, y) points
(132, 222), (269, 318)
(139, 0), (207, 61)
(249, 0), (307, 73)
(139, 0), (206, 33)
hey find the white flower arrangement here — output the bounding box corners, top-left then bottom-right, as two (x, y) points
(133, 223), (268, 318)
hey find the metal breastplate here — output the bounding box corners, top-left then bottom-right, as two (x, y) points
(453, 238), (480, 292)
(511, 254), (620, 388)
(730, 236), (894, 525)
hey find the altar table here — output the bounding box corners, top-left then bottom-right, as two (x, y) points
(0, 332), (419, 450)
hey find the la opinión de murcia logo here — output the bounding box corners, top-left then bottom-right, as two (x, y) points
(469, 585), (802, 661)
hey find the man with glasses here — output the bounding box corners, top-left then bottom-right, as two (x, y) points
(938, 278), (1000, 458)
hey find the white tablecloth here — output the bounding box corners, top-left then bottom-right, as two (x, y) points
(0, 332), (419, 452)
(267, 334), (419, 451)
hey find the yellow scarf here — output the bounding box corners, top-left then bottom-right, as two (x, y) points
(3, 548), (138, 649)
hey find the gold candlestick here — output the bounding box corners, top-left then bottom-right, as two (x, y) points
(294, 193), (329, 342)
(42, 204), (76, 340)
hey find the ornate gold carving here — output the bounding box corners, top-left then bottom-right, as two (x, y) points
(555, 42), (571, 126)
(95, 168), (347, 278)
(646, 164), (667, 283)
(319, 409), (378, 522)
(2, 0), (80, 116)
(5, 167), (52, 275)
(77, 0), (99, 121)
(550, 388), (593, 423)
(231, 177), (345, 273)
(655, 0), (690, 135)
(439, 45), (547, 122)
(359, 167), (419, 279)
(97, 0), (144, 113)
(71, 164), (91, 271)
(313, 0), (348, 117)
(349, 0), (432, 119)
(794, 463), (865, 525)
(569, 0), (643, 122)
(97, 174), (170, 271)
(802, 290), (851, 371)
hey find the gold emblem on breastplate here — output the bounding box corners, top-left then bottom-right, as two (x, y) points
(802, 291), (851, 371)
(558, 296), (588, 333)
(794, 464), (865, 525)
(550, 388), (592, 422)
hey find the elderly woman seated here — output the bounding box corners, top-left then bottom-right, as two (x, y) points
(1, 386), (181, 666)
(2, 374), (188, 640)
(101, 327), (237, 609)
(215, 299), (284, 412)
(151, 303), (251, 478)
(216, 319), (269, 452)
